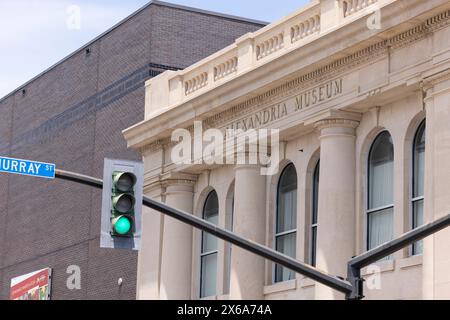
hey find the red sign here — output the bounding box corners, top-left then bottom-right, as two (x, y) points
(10, 268), (52, 300)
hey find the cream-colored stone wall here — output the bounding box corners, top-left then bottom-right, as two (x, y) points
(124, 0), (450, 300)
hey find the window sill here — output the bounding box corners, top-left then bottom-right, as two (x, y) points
(200, 295), (218, 300)
(264, 279), (297, 295)
(361, 259), (395, 276)
(398, 255), (423, 270)
(300, 277), (315, 288)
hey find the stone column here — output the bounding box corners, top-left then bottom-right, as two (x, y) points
(159, 174), (197, 300)
(314, 117), (360, 300)
(136, 184), (164, 300)
(229, 164), (266, 299)
(422, 73), (450, 300)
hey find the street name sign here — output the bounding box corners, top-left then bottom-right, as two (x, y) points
(0, 156), (55, 179)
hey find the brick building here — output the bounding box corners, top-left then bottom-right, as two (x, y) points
(0, 0), (265, 300)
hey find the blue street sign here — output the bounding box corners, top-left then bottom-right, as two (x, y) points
(0, 156), (55, 179)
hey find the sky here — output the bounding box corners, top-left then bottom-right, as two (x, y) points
(0, 0), (309, 99)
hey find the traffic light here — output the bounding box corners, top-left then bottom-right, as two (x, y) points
(111, 171), (136, 237)
(100, 159), (143, 250)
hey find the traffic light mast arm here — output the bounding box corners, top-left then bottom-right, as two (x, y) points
(56, 169), (103, 189)
(142, 195), (353, 295)
(55, 169), (450, 299)
(347, 213), (450, 300)
(55, 169), (353, 296)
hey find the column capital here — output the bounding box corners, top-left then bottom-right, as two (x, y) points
(146, 172), (197, 193)
(234, 163), (263, 171)
(161, 172), (197, 190)
(313, 118), (360, 131)
(422, 68), (450, 102)
(422, 68), (450, 90)
(305, 109), (361, 129)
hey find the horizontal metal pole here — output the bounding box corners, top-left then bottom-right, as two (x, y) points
(142, 196), (353, 294)
(55, 169), (353, 295)
(55, 169), (103, 189)
(350, 213), (450, 269)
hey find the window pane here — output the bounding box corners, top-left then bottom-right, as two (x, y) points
(204, 191), (219, 221)
(202, 191), (219, 253)
(201, 191), (219, 297)
(413, 122), (426, 197)
(369, 132), (394, 209)
(200, 253), (217, 298)
(413, 199), (424, 255)
(202, 232), (218, 253)
(277, 164), (297, 233)
(275, 233), (296, 282)
(368, 207), (394, 250)
(311, 226), (317, 266)
(275, 164), (297, 283)
(312, 161), (320, 225)
(278, 190), (297, 233)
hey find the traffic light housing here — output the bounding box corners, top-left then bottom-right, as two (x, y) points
(110, 171), (136, 237)
(101, 159), (143, 250)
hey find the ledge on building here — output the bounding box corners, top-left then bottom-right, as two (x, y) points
(398, 255), (423, 270)
(361, 259), (395, 276)
(300, 277), (315, 288)
(263, 279), (297, 295)
(200, 295), (218, 301)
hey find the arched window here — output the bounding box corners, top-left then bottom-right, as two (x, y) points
(275, 163), (297, 283)
(200, 191), (219, 298)
(367, 132), (394, 252)
(310, 160), (320, 266)
(412, 120), (425, 255)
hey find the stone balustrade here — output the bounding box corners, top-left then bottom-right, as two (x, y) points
(291, 14), (321, 43)
(184, 71), (208, 95)
(146, 0), (391, 113)
(342, 0), (378, 17)
(214, 56), (238, 81)
(256, 32), (285, 60)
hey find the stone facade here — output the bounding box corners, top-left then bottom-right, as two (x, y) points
(0, 1), (265, 300)
(124, 0), (450, 300)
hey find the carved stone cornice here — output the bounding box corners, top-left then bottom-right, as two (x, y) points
(139, 138), (171, 155)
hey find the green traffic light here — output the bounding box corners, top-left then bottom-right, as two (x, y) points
(114, 216), (132, 235)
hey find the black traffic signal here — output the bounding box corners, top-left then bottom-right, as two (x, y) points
(110, 171), (136, 237)
(101, 159), (143, 250)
